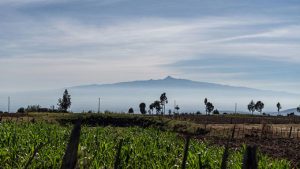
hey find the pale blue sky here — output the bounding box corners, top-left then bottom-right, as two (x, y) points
(1, 0), (300, 93)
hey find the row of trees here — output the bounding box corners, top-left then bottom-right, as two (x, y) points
(10, 89), (300, 115)
(247, 100), (264, 115)
(129, 95), (219, 115)
(248, 100), (300, 115)
(14, 89), (72, 113)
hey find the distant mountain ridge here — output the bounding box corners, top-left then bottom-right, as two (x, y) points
(71, 76), (296, 95)
(73, 76), (252, 89)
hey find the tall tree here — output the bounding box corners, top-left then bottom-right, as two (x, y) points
(149, 103), (154, 115)
(255, 101), (264, 115)
(160, 93), (168, 115)
(175, 105), (180, 114)
(58, 89), (71, 112)
(297, 105), (300, 114)
(247, 100), (256, 115)
(153, 100), (162, 115)
(276, 102), (282, 116)
(206, 102), (214, 115)
(139, 102), (147, 115)
(204, 98), (208, 115)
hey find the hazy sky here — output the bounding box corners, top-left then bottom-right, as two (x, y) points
(1, 0), (300, 93)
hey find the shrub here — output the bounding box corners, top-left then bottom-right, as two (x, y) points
(17, 107), (25, 113)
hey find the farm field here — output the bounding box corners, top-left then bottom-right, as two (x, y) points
(0, 121), (292, 169)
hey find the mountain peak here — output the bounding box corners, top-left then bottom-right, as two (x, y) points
(163, 76), (176, 80)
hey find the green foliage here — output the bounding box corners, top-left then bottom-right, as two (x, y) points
(0, 122), (291, 169)
(17, 107), (25, 113)
(58, 89), (71, 112)
(206, 102), (214, 115)
(255, 101), (264, 114)
(128, 108), (134, 114)
(213, 109), (219, 115)
(139, 103), (146, 115)
(248, 100), (256, 115)
(160, 93), (168, 115)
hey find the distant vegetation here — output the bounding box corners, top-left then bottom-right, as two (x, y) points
(2, 88), (299, 117)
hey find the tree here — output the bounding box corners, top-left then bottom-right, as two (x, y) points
(160, 93), (168, 115)
(128, 107), (134, 114)
(57, 89), (71, 112)
(247, 100), (256, 115)
(168, 109), (172, 115)
(255, 101), (264, 115)
(297, 105), (300, 114)
(139, 102), (147, 114)
(149, 103), (154, 115)
(153, 100), (162, 115)
(204, 98), (208, 115)
(276, 102), (282, 116)
(206, 102), (214, 115)
(175, 105), (180, 114)
(213, 109), (219, 115)
(17, 107), (25, 113)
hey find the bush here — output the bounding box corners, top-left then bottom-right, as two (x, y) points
(17, 107), (25, 113)
(213, 109), (219, 115)
(128, 107), (134, 114)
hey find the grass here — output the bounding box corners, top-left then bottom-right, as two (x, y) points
(0, 121), (291, 168)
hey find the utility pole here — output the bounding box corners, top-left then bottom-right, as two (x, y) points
(98, 98), (100, 113)
(174, 100), (176, 113)
(8, 96), (10, 113)
(235, 103), (237, 114)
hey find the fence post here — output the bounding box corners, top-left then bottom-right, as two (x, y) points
(181, 136), (190, 169)
(114, 139), (123, 169)
(242, 145), (258, 169)
(61, 119), (82, 169)
(198, 153), (203, 169)
(221, 142), (229, 169)
(289, 127), (293, 138)
(231, 125), (236, 141)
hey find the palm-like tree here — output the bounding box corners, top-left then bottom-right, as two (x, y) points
(160, 93), (168, 115)
(149, 103), (154, 115)
(247, 100), (255, 115)
(206, 102), (214, 115)
(204, 98), (208, 115)
(153, 100), (162, 115)
(276, 102), (282, 116)
(175, 105), (180, 114)
(255, 101), (264, 115)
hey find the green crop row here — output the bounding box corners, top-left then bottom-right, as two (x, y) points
(0, 122), (290, 168)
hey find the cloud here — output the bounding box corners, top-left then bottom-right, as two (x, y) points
(0, 0), (300, 92)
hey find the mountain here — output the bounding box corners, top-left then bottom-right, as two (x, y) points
(2, 76), (299, 113)
(73, 76), (245, 89)
(71, 76), (296, 95)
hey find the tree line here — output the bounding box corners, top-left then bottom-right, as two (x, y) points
(7, 89), (300, 115)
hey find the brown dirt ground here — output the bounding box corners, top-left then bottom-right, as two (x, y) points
(196, 136), (300, 169)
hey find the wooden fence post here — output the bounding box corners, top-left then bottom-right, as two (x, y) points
(242, 145), (258, 169)
(61, 119), (82, 169)
(231, 125), (236, 141)
(114, 139), (123, 169)
(221, 142), (229, 169)
(289, 127), (293, 138)
(181, 136), (190, 169)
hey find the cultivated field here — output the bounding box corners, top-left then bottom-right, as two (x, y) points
(0, 113), (299, 168)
